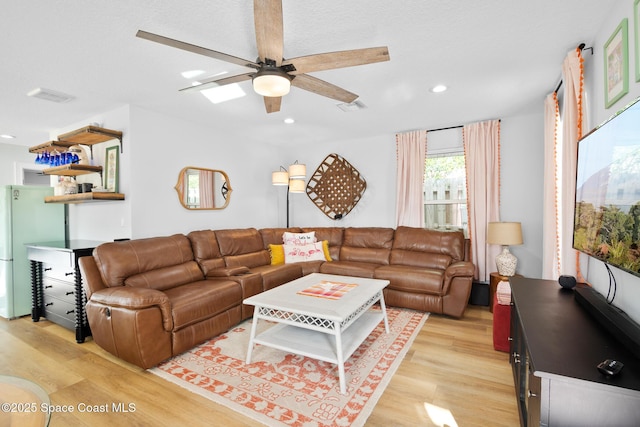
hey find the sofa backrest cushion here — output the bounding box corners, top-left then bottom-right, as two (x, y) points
(302, 227), (344, 260)
(340, 227), (394, 265)
(93, 234), (204, 291)
(390, 226), (465, 269)
(187, 230), (226, 275)
(259, 227), (303, 246)
(215, 228), (270, 268)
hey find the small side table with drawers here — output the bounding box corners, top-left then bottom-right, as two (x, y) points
(26, 240), (104, 343)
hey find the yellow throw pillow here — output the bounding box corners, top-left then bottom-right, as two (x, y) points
(322, 240), (332, 261)
(269, 244), (285, 265)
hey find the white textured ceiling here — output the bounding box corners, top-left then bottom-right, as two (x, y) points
(1, 1), (615, 147)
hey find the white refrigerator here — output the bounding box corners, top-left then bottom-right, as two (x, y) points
(0, 185), (66, 319)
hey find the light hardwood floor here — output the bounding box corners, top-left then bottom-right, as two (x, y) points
(0, 304), (519, 426)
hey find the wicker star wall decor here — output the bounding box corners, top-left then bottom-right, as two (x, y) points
(306, 153), (367, 220)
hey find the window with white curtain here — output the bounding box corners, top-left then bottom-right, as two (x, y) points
(423, 128), (468, 236)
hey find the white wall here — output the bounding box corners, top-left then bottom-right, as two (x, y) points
(127, 106), (281, 238)
(501, 107), (545, 279)
(0, 143), (42, 185)
(581, 0), (640, 323)
(277, 133), (397, 229)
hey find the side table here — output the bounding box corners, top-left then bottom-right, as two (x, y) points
(489, 272), (521, 313)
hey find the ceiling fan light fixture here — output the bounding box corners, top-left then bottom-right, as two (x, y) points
(253, 67), (291, 97)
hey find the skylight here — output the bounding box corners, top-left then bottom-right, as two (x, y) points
(200, 83), (246, 104)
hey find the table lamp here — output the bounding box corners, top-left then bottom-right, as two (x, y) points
(487, 222), (523, 276)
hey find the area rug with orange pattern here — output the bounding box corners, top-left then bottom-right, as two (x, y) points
(150, 307), (428, 427)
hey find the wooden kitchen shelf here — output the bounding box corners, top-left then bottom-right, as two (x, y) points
(28, 125), (123, 156)
(44, 192), (125, 204)
(58, 125), (122, 146)
(42, 164), (102, 176)
(29, 140), (78, 154)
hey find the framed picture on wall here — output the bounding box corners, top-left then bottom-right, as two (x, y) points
(104, 145), (119, 192)
(635, 0), (640, 82)
(603, 18), (629, 108)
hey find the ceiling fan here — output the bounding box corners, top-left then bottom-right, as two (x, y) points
(136, 0), (390, 113)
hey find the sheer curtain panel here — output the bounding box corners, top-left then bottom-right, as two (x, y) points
(542, 92), (560, 279)
(560, 48), (586, 279)
(463, 120), (501, 282)
(395, 130), (426, 227)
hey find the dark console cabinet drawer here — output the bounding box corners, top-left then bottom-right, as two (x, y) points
(42, 294), (76, 331)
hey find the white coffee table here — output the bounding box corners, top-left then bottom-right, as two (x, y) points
(244, 273), (389, 394)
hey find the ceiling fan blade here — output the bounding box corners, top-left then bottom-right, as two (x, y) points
(136, 30), (258, 69)
(284, 47), (390, 75)
(263, 96), (282, 113)
(253, 0), (284, 66)
(291, 74), (358, 103)
(179, 73), (254, 93)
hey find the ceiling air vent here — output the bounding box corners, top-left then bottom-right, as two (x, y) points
(337, 100), (367, 112)
(27, 87), (75, 103)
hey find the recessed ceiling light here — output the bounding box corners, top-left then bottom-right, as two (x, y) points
(284, 118), (295, 124)
(200, 83), (246, 104)
(1, 134), (16, 139)
(431, 85), (448, 93)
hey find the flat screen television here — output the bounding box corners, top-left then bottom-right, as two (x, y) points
(573, 96), (640, 278)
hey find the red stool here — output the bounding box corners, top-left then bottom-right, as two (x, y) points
(492, 292), (511, 352)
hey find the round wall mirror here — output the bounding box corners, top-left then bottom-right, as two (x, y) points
(174, 167), (232, 210)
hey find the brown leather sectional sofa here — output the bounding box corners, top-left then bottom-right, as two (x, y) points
(79, 226), (474, 369)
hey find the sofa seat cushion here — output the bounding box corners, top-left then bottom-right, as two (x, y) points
(319, 260), (378, 278)
(250, 264), (303, 291)
(295, 260), (324, 276)
(164, 280), (241, 331)
(374, 265), (445, 295)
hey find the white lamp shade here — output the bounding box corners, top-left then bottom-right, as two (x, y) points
(487, 222), (523, 245)
(288, 179), (306, 193)
(288, 163), (306, 179)
(272, 171), (289, 185)
(253, 73), (291, 97)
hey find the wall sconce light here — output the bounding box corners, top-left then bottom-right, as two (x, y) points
(487, 222), (523, 276)
(272, 161), (306, 227)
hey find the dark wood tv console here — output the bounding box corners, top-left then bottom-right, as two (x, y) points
(509, 277), (640, 426)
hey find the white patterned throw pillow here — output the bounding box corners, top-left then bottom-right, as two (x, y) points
(283, 241), (327, 263)
(282, 231), (317, 245)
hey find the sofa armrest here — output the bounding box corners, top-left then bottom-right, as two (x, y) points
(443, 261), (474, 294)
(78, 255), (107, 299)
(205, 266), (250, 277)
(90, 287), (173, 331)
